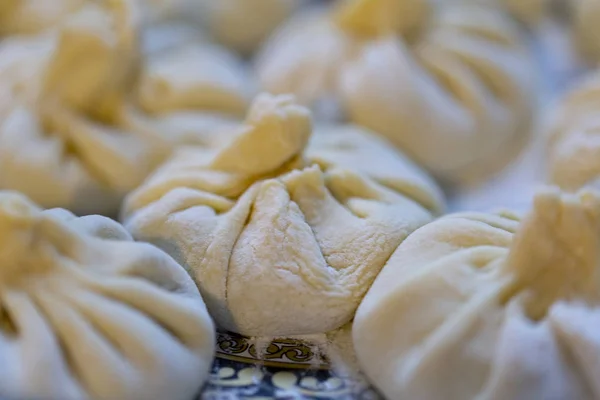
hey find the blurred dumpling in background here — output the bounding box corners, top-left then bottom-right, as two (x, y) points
(545, 71), (600, 191)
(196, 0), (305, 56)
(0, 0), (159, 216)
(122, 93), (444, 337)
(125, 22), (256, 149)
(257, 0), (537, 188)
(354, 187), (600, 399)
(0, 0), (256, 216)
(0, 191), (215, 400)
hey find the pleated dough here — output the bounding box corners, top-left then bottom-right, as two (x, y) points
(0, 1), (254, 216)
(124, 22), (255, 149)
(122, 93), (444, 337)
(0, 191), (215, 400)
(353, 187), (600, 400)
(256, 0), (536, 187)
(545, 71), (600, 192)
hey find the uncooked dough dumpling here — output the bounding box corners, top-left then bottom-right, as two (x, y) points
(354, 187), (600, 400)
(126, 23), (255, 148)
(122, 93), (444, 337)
(0, 191), (215, 400)
(0, 0), (254, 216)
(0, 0), (169, 216)
(545, 71), (600, 192)
(257, 0), (536, 187)
(191, 0), (302, 56)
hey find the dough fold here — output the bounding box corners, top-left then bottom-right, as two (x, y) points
(256, 0), (536, 186)
(122, 93), (444, 336)
(0, 191), (215, 400)
(354, 187), (600, 400)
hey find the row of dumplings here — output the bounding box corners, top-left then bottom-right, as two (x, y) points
(0, 0), (543, 219)
(0, 0), (598, 214)
(0, 0), (600, 399)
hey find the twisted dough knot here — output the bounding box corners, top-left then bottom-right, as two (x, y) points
(333, 0), (431, 40)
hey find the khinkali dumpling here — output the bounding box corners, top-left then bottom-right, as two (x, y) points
(0, 1), (169, 216)
(257, 0), (536, 187)
(189, 0), (302, 56)
(122, 93), (444, 337)
(126, 23), (255, 148)
(353, 187), (600, 399)
(545, 71), (600, 192)
(0, 1), (254, 216)
(0, 191), (215, 400)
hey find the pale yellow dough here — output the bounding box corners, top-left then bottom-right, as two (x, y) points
(194, 0), (302, 55)
(573, 0), (600, 63)
(0, 0), (185, 34)
(122, 93), (444, 337)
(0, 191), (215, 400)
(0, 0), (85, 35)
(125, 22), (255, 149)
(545, 71), (600, 191)
(256, 0), (536, 187)
(502, 0), (547, 24)
(0, 1), (254, 216)
(354, 187), (600, 399)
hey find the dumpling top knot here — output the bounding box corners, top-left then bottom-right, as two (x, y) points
(333, 0), (431, 38)
(0, 191), (216, 400)
(502, 187), (600, 319)
(0, 192), (39, 280)
(0, 192), (102, 287)
(210, 93), (312, 176)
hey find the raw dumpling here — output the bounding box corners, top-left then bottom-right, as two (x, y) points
(256, 0), (536, 187)
(0, 1), (254, 216)
(126, 23), (255, 148)
(121, 93), (444, 337)
(193, 0), (303, 56)
(353, 187), (600, 400)
(0, 0), (168, 216)
(545, 71), (600, 192)
(0, 191), (215, 400)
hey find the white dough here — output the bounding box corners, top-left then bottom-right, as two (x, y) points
(256, 0), (537, 187)
(353, 187), (600, 400)
(0, 1), (255, 216)
(122, 93), (444, 337)
(0, 191), (215, 400)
